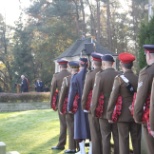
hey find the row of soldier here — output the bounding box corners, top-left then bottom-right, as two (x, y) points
(50, 44), (154, 154)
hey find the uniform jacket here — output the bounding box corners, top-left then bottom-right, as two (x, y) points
(91, 68), (118, 119)
(134, 63), (154, 123)
(81, 68), (102, 111)
(50, 70), (71, 108)
(107, 70), (138, 122)
(67, 66), (90, 139)
(58, 75), (71, 113)
(150, 78), (154, 131)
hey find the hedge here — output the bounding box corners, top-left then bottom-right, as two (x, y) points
(0, 92), (50, 103)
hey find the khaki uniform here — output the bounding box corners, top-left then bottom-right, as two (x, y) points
(134, 64), (154, 154)
(58, 75), (76, 150)
(107, 70), (141, 154)
(91, 68), (119, 154)
(150, 78), (154, 131)
(81, 68), (102, 154)
(50, 70), (71, 148)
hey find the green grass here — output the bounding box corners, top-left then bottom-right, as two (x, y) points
(0, 109), (67, 154)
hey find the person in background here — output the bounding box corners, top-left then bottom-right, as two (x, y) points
(134, 45), (154, 154)
(50, 59), (71, 151)
(107, 52), (141, 154)
(20, 75), (29, 93)
(35, 79), (44, 92)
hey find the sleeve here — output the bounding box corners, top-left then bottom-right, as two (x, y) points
(150, 78), (154, 130)
(107, 76), (121, 120)
(81, 72), (92, 110)
(67, 76), (78, 112)
(50, 74), (57, 105)
(58, 77), (68, 112)
(90, 73), (102, 116)
(134, 71), (151, 122)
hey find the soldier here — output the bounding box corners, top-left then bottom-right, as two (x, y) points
(107, 52), (141, 154)
(134, 45), (154, 154)
(58, 61), (80, 153)
(150, 78), (154, 137)
(91, 54), (119, 154)
(50, 59), (71, 150)
(67, 58), (91, 154)
(81, 52), (102, 154)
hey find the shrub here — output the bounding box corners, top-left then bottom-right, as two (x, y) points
(0, 92), (50, 103)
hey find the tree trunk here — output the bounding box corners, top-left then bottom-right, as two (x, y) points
(80, 0), (86, 33)
(96, 0), (101, 43)
(106, 0), (112, 51)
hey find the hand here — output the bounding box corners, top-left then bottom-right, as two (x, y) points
(129, 105), (132, 112)
(108, 120), (114, 123)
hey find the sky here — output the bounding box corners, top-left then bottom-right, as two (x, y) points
(0, 0), (31, 25)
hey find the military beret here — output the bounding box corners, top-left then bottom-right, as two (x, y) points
(57, 59), (68, 65)
(79, 57), (88, 65)
(68, 61), (79, 68)
(118, 52), (135, 63)
(143, 44), (154, 53)
(102, 54), (115, 62)
(91, 52), (102, 62)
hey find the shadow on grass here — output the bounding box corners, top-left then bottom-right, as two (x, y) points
(28, 135), (64, 154)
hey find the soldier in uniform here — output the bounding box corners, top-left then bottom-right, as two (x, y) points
(50, 59), (71, 150)
(134, 45), (154, 154)
(91, 54), (119, 154)
(150, 78), (154, 137)
(58, 61), (80, 153)
(67, 58), (91, 154)
(81, 52), (102, 154)
(107, 52), (141, 154)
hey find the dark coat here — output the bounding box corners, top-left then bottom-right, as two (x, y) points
(21, 78), (28, 92)
(67, 66), (90, 140)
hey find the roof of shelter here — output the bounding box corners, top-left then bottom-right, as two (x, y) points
(56, 37), (116, 59)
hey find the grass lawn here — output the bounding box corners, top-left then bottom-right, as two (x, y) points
(0, 109), (67, 154)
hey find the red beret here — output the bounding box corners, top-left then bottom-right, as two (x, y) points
(118, 52), (135, 64)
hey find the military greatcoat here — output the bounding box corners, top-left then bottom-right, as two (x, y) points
(67, 66), (90, 140)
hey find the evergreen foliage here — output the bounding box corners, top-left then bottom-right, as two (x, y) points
(138, 17), (154, 69)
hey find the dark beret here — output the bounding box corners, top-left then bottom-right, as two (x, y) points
(68, 61), (79, 68)
(143, 44), (154, 53)
(102, 54), (115, 62)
